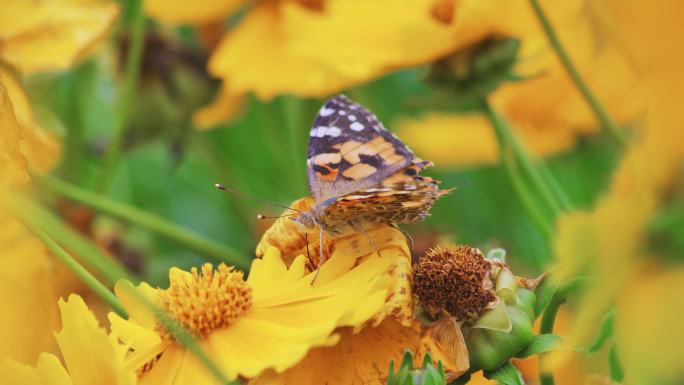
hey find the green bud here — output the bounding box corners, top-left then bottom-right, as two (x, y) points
(464, 289), (536, 371)
(424, 36), (521, 104)
(387, 351), (447, 385)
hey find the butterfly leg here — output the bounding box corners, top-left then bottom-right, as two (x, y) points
(310, 226), (326, 285)
(353, 222), (382, 258)
(304, 233), (315, 271)
(393, 224), (415, 254)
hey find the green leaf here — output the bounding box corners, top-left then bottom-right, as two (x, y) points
(483, 362), (526, 385)
(516, 334), (564, 358)
(609, 344), (624, 382)
(587, 310), (615, 353)
(534, 276), (559, 318)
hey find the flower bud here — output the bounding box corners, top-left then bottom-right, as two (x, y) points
(464, 288), (536, 371)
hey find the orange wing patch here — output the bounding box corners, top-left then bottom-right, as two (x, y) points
(342, 163), (377, 179)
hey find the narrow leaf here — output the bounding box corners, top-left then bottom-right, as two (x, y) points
(534, 276), (559, 317)
(587, 310), (615, 353)
(609, 344), (624, 382)
(516, 334), (564, 358)
(484, 362), (526, 385)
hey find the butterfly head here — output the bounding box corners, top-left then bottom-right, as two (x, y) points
(292, 210), (318, 230)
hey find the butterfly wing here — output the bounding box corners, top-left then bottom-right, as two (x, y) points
(322, 162), (451, 225)
(306, 95), (416, 203)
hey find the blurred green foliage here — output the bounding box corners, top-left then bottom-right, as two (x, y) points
(28, 34), (622, 285)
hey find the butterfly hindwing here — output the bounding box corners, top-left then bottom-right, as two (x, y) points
(306, 95), (416, 203)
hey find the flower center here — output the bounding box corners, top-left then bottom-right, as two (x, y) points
(157, 263), (252, 340)
(413, 245), (495, 322)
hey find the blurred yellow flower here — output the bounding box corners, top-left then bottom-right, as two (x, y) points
(253, 198), (470, 384)
(550, 0), (684, 381)
(1, 294), (135, 385)
(0, 214), (59, 364)
(396, 0), (643, 167)
(0, 0), (119, 75)
(146, 0), (460, 126)
(109, 245), (393, 383)
(0, 0), (118, 364)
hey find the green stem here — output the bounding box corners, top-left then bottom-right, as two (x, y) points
(12, 192), (133, 284)
(537, 277), (583, 385)
(528, 0), (627, 147)
(483, 100), (556, 236)
(495, 133), (553, 238)
(537, 163), (573, 211)
(37, 173), (250, 270)
(539, 297), (560, 385)
(10, 202), (127, 317)
(97, 0), (146, 192)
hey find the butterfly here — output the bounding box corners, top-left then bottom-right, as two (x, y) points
(293, 95), (450, 266)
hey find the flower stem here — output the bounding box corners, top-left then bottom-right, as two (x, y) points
(36, 173), (251, 270)
(527, 0), (627, 147)
(9, 199), (127, 317)
(96, 0), (146, 192)
(483, 100), (558, 235)
(15, 192), (134, 284)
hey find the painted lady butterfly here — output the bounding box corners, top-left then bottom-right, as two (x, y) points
(293, 95), (450, 264)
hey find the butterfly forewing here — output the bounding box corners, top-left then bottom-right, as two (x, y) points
(306, 95), (416, 203)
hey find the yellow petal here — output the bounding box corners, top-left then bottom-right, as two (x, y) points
(192, 87), (245, 129)
(1, 358), (42, 385)
(282, 0), (460, 77)
(0, 73), (29, 184)
(55, 294), (135, 385)
(0, 0), (119, 74)
(113, 280), (159, 329)
(0, 215), (58, 364)
(145, 0), (246, 25)
(616, 267), (684, 384)
(35, 353), (73, 385)
(0, 68), (61, 173)
(256, 197), (414, 325)
(249, 318), (468, 385)
(208, 3), (361, 100)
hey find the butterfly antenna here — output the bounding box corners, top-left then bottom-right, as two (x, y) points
(256, 213), (299, 220)
(214, 183), (302, 213)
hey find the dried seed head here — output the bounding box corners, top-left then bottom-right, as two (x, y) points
(413, 245), (496, 322)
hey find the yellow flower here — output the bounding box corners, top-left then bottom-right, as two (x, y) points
(0, 0), (118, 362)
(0, 0), (119, 75)
(1, 294), (136, 385)
(253, 198), (470, 384)
(549, 0), (684, 381)
(146, 0), (460, 126)
(396, 0), (643, 167)
(0, 214), (59, 364)
(109, 244), (394, 383)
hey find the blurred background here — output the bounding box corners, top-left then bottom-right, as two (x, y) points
(2, 0), (683, 383)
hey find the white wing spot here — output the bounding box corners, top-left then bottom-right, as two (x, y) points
(319, 107), (335, 117)
(338, 110), (347, 115)
(311, 126), (341, 138)
(326, 127), (342, 137)
(348, 115), (357, 121)
(350, 122), (365, 131)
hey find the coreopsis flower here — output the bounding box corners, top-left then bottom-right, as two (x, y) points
(145, 0), (460, 127)
(108, 242), (395, 383)
(550, 0), (684, 382)
(396, 0), (643, 167)
(1, 294), (136, 385)
(250, 198), (470, 384)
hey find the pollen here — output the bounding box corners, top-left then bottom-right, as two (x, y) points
(413, 245), (495, 322)
(157, 263), (252, 340)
